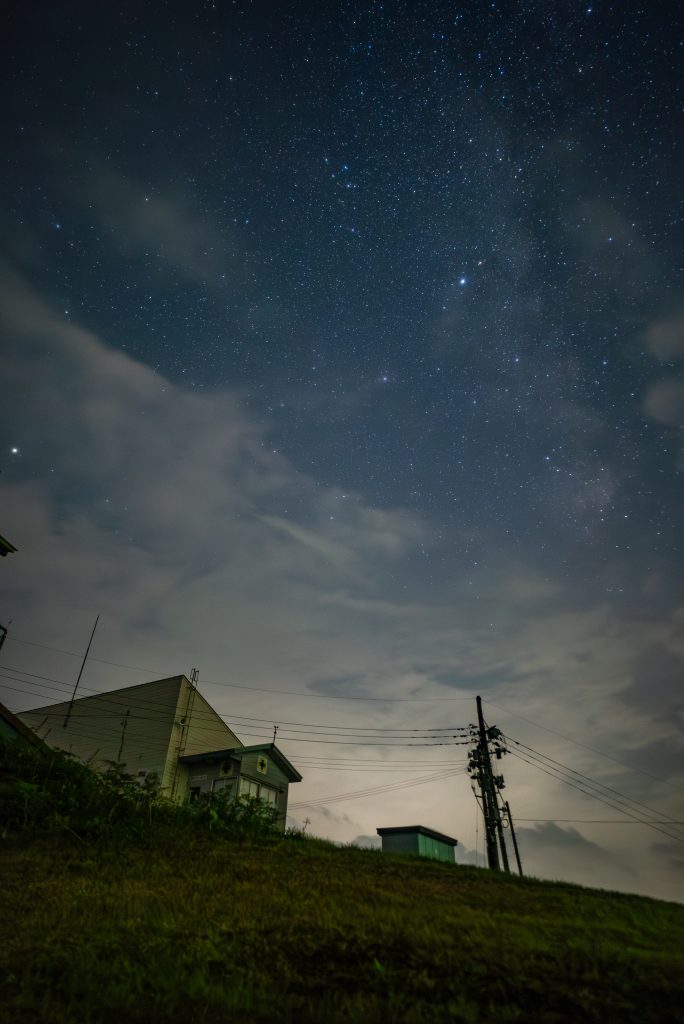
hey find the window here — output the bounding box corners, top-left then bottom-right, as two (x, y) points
(239, 777), (260, 799)
(238, 777), (278, 805)
(261, 785), (278, 807)
(213, 778), (233, 794)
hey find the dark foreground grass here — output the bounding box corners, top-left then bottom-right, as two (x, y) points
(2, 831), (683, 1024)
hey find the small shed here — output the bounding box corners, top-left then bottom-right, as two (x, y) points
(377, 825), (458, 863)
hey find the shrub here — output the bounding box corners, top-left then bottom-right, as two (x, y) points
(0, 737), (278, 843)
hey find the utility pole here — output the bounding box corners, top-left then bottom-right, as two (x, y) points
(473, 695), (500, 870)
(63, 615), (99, 728)
(0, 622), (8, 652)
(272, 724), (279, 744)
(467, 696), (521, 875)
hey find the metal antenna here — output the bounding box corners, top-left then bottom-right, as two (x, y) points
(63, 615), (99, 728)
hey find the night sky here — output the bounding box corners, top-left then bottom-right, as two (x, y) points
(1, 1), (683, 900)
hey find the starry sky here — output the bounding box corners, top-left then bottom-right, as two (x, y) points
(1, 1), (683, 900)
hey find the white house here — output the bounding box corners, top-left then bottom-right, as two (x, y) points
(17, 675), (301, 823)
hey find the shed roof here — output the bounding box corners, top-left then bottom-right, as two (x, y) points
(376, 825), (458, 847)
(180, 743), (302, 782)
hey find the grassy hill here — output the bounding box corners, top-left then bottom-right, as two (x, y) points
(1, 738), (683, 1023)
(4, 833), (684, 1023)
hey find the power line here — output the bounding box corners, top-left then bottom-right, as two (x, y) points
(506, 737), (684, 835)
(4, 635), (477, 702)
(0, 667), (470, 734)
(507, 748), (684, 845)
(5, 688), (471, 749)
(484, 698), (683, 793)
(516, 819), (684, 825)
(290, 768), (465, 810)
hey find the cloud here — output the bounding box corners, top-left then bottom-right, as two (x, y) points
(0, 258), (434, 702)
(651, 842), (684, 879)
(350, 834), (381, 849)
(516, 823), (636, 888)
(643, 378), (684, 426)
(646, 309), (684, 362)
(82, 167), (234, 290)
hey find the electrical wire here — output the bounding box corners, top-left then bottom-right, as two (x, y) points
(516, 819), (684, 825)
(507, 748), (684, 844)
(485, 697), (683, 792)
(4, 635), (477, 702)
(289, 768), (466, 810)
(5, 682), (471, 749)
(506, 737), (684, 835)
(0, 667), (470, 735)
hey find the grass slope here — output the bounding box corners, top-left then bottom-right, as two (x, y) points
(2, 831), (683, 1024)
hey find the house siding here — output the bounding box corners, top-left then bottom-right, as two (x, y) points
(238, 748), (290, 825)
(167, 681), (242, 801)
(16, 676), (241, 801)
(15, 678), (299, 817)
(18, 677), (184, 792)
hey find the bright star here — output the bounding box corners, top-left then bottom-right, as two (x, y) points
(459, 277), (467, 286)
(10, 447), (19, 454)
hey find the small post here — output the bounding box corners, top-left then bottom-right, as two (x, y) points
(63, 615), (99, 728)
(506, 800), (524, 877)
(117, 710), (130, 763)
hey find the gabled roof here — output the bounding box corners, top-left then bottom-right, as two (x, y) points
(0, 701), (46, 747)
(180, 743), (302, 782)
(377, 825), (458, 847)
(0, 534), (17, 557)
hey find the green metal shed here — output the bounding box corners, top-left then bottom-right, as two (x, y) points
(376, 825), (458, 863)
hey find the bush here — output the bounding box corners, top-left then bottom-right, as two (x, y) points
(0, 736), (279, 843)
